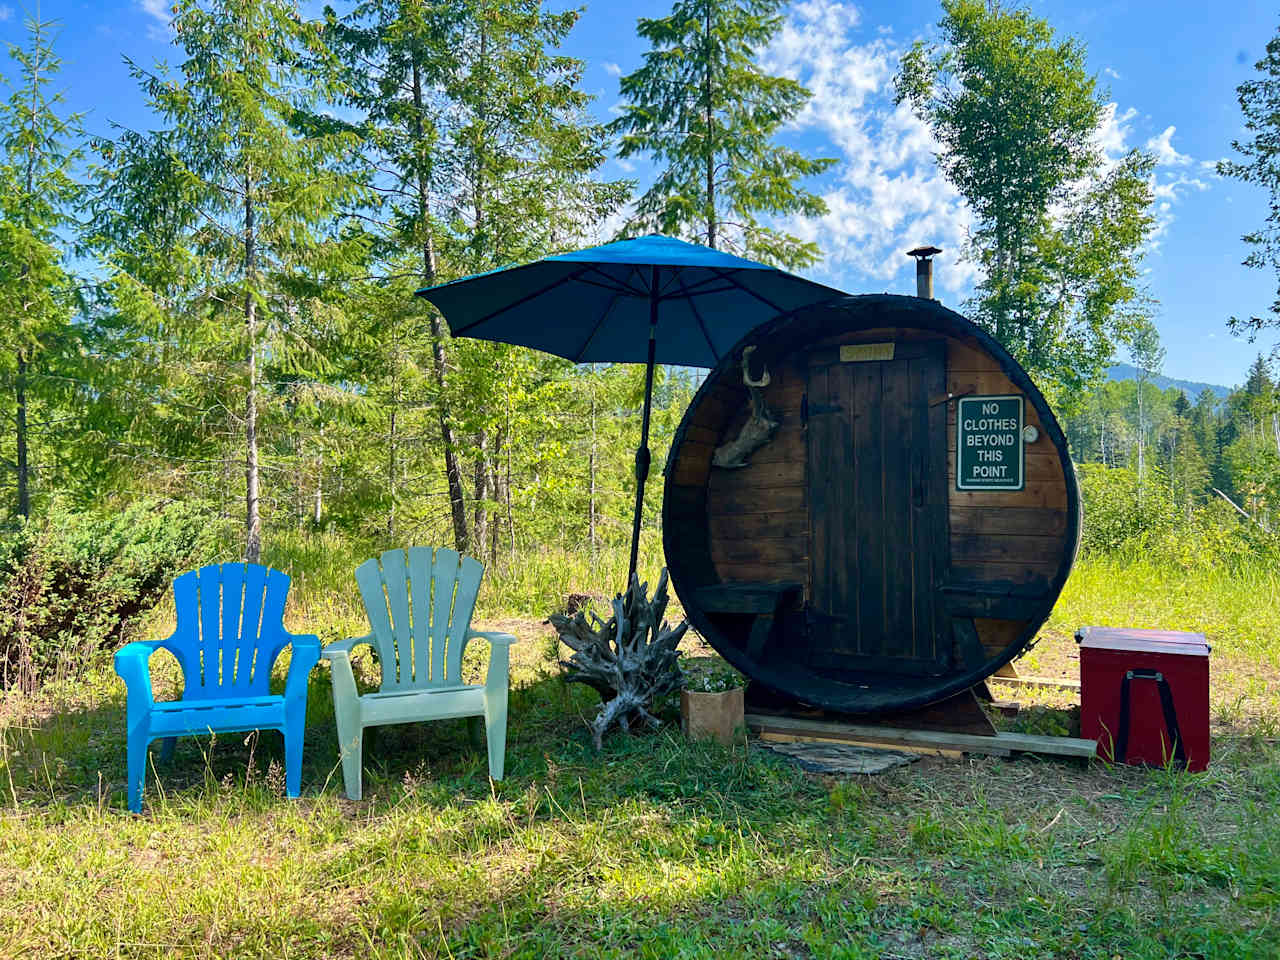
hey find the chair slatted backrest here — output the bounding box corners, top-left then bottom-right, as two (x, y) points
(166, 563), (291, 699)
(354, 547), (485, 691)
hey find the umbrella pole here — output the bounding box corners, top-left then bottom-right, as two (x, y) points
(627, 269), (660, 590)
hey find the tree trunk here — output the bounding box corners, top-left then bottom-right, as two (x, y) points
(387, 406), (398, 539)
(1136, 377), (1146, 485)
(472, 429), (488, 560)
(244, 181), (262, 563)
(412, 60), (469, 553)
(703, 2), (715, 250)
(15, 352), (30, 520)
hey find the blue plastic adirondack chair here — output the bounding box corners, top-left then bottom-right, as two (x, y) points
(114, 562), (321, 813)
(323, 547), (518, 800)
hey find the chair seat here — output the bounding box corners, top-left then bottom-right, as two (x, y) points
(358, 684), (486, 728)
(148, 695), (286, 736)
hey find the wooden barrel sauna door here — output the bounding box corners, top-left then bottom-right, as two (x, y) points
(663, 294), (1081, 714)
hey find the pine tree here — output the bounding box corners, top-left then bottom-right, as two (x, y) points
(325, 0), (626, 551)
(0, 16), (83, 521)
(1220, 26), (1280, 338)
(88, 0), (370, 560)
(610, 0), (834, 268)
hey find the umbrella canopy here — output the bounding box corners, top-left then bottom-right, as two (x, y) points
(417, 234), (846, 585)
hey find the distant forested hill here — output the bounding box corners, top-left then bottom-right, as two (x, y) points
(1106, 363), (1231, 401)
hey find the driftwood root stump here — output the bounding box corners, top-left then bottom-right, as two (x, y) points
(550, 569), (688, 750)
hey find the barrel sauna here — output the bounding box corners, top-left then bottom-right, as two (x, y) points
(663, 294), (1080, 714)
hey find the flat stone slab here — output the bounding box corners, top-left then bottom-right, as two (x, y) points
(758, 740), (920, 775)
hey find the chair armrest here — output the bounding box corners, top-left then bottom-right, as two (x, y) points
(322, 633), (380, 691)
(468, 631), (517, 692)
(465, 630), (519, 647)
(284, 634), (322, 701)
(321, 633), (376, 659)
(114, 640), (164, 710)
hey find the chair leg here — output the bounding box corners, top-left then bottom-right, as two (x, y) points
(466, 716), (484, 750)
(127, 733), (150, 813)
(283, 728), (304, 799)
(334, 705), (364, 801)
(483, 695), (509, 781)
(159, 737), (177, 765)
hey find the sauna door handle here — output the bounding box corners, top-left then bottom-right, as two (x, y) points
(911, 453), (925, 507)
(800, 393), (842, 426)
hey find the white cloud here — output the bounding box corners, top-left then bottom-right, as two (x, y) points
(138, 0), (173, 41)
(737, 0), (1215, 294)
(0, 7), (13, 23)
(603, 61), (622, 77)
(762, 0), (976, 296)
(1146, 126), (1193, 167)
(1104, 66), (1121, 80)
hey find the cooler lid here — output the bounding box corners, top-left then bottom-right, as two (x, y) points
(1075, 625), (1210, 657)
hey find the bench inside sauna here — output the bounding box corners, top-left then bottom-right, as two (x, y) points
(663, 294), (1081, 714)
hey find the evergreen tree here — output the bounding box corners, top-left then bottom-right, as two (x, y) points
(896, 0), (1156, 396)
(610, 0), (834, 268)
(325, 0), (626, 551)
(1220, 25), (1280, 340)
(0, 16), (83, 521)
(88, 0), (370, 560)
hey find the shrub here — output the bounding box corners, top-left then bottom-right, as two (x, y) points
(0, 500), (224, 691)
(1077, 463), (1176, 553)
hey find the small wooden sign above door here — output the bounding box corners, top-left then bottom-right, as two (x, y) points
(839, 342), (895, 362)
(956, 395), (1024, 490)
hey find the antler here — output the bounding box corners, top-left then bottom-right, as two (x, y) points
(741, 345), (770, 387)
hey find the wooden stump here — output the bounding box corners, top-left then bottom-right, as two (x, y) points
(550, 569), (688, 750)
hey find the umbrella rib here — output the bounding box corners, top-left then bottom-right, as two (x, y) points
(448, 264), (597, 335)
(707, 267), (788, 314)
(573, 287), (627, 361)
(673, 273), (722, 365)
(574, 274), (651, 297)
(579, 264), (650, 298)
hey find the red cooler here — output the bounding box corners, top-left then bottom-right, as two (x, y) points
(1076, 626), (1210, 772)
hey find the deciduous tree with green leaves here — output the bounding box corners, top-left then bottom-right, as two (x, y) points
(87, 0), (370, 561)
(610, 0), (834, 268)
(0, 16), (84, 521)
(896, 0), (1156, 399)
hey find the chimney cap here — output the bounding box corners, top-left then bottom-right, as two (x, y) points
(907, 245), (942, 260)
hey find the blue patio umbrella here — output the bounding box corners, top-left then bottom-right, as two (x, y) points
(417, 234), (845, 588)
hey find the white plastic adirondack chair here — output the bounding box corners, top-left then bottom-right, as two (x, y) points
(322, 547), (517, 800)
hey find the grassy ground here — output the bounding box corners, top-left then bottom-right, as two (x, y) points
(0, 552), (1277, 958)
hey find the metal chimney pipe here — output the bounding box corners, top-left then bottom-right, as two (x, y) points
(907, 245), (942, 300)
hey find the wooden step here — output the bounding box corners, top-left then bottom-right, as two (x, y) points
(988, 674), (1081, 691)
(746, 713), (1097, 759)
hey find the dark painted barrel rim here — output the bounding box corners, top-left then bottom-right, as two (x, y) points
(662, 293), (1082, 715)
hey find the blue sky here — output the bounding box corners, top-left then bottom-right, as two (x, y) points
(2, 0), (1277, 388)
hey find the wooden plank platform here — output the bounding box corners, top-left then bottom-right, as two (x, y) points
(988, 674), (1081, 691)
(746, 713), (1097, 759)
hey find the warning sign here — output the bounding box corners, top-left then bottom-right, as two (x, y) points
(956, 395), (1024, 490)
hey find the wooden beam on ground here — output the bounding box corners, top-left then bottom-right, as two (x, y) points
(746, 713), (1097, 759)
(988, 674), (1081, 691)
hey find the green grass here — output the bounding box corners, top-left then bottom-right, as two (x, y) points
(0, 548), (1277, 958)
(1048, 552), (1280, 665)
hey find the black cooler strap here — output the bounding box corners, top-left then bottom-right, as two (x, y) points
(1115, 668), (1186, 766)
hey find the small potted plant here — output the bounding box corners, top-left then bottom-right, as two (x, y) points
(680, 656), (747, 747)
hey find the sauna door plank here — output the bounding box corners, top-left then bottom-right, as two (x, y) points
(807, 342), (949, 675)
